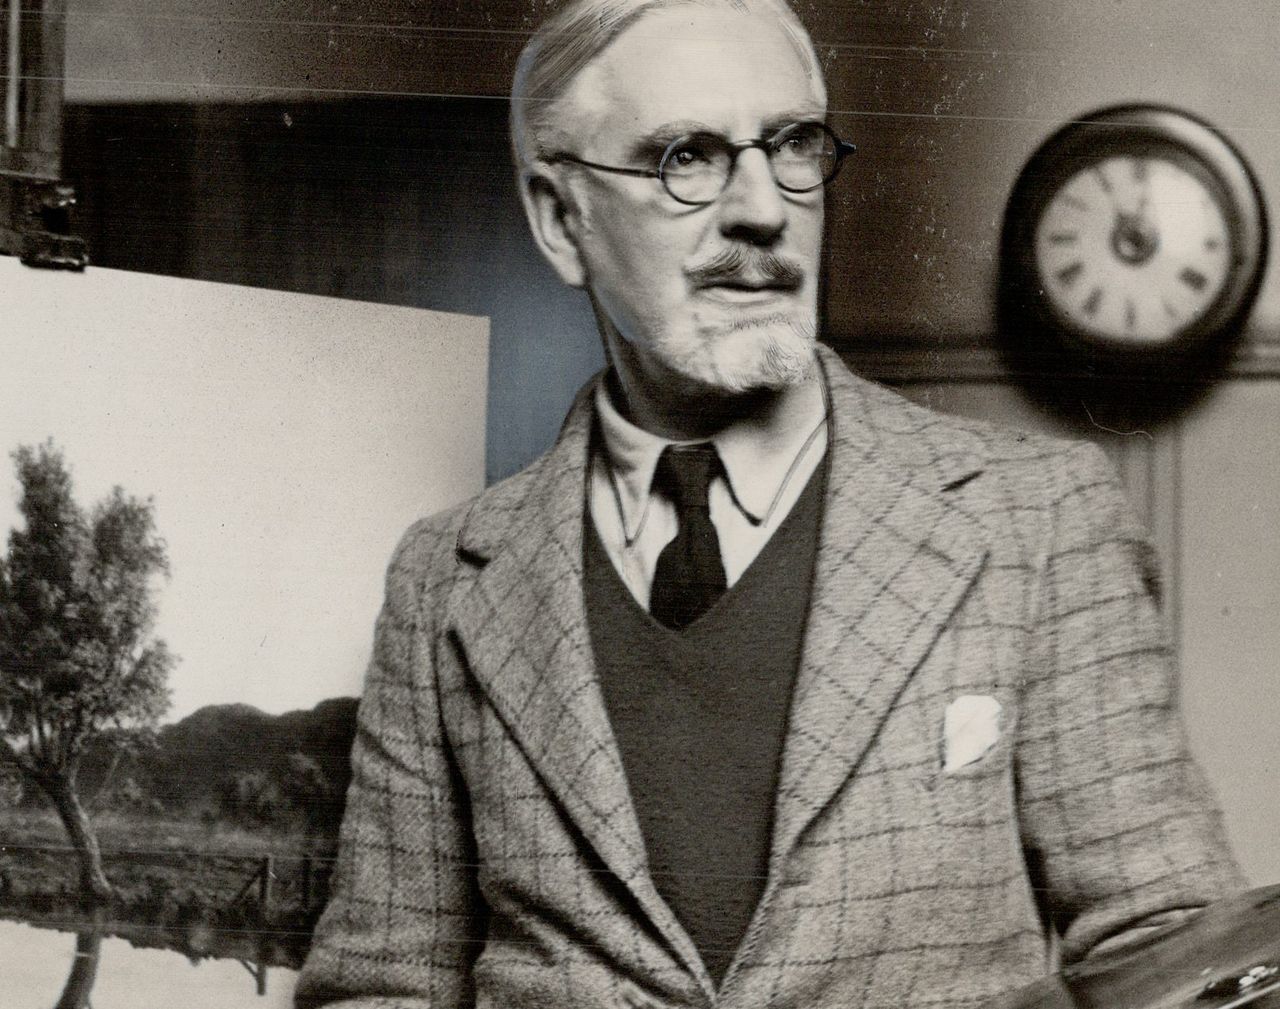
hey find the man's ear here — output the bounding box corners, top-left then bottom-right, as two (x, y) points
(518, 166), (587, 289)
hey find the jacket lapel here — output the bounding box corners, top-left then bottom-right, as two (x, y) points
(448, 385), (710, 989)
(445, 349), (988, 988)
(769, 349), (989, 873)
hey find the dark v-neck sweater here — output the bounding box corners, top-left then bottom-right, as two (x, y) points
(584, 461), (825, 985)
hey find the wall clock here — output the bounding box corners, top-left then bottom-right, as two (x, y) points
(1000, 105), (1267, 373)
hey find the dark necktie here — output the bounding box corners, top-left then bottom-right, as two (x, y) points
(649, 444), (728, 630)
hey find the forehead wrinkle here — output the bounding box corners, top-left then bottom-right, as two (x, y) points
(559, 49), (824, 165)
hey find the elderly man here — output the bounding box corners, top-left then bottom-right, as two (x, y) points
(296, 1), (1241, 1007)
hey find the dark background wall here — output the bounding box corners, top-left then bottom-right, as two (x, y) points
(61, 97), (591, 484)
(62, 0), (1280, 480)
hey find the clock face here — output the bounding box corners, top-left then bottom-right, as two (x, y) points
(1001, 106), (1268, 374)
(1034, 154), (1232, 346)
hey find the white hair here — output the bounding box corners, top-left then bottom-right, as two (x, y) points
(509, 0), (825, 172)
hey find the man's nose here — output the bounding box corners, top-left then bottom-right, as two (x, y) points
(716, 148), (787, 244)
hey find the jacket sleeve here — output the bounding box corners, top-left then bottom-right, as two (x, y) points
(295, 522), (484, 1008)
(1015, 442), (1244, 964)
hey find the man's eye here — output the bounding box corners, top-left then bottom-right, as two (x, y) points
(665, 141), (716, 169)
(670, 146), (708, 166)
(779, 131), (820, 156)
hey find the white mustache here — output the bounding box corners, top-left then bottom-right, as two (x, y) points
(686, 247), (804, 289)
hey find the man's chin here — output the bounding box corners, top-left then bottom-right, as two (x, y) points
(689, 321), (817, 395)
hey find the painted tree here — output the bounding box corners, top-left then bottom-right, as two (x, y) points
(282, 751), (335, 842)
(0, 443), (173, 901)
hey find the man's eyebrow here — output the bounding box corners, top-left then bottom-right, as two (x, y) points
(622, 111), (831, 162)
(762, 109), (828, 132)
(623, 121), (714, 163)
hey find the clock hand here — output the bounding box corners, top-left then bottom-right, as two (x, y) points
(1134, 158), (1151, 220)
(1111, 210), (1160, 266)
(1109, 158), (1158, 264)
(1091, 164), (1119, 211)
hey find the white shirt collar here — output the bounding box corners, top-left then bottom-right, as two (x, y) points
(593, 369), (828, 543)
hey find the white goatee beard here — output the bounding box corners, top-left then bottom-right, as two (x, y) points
(677, 314), (817, 394)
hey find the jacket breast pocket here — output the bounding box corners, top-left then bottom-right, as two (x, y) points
(903, 688), (1016, 790)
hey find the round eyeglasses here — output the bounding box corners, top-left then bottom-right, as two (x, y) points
(546, 121), (856, 206)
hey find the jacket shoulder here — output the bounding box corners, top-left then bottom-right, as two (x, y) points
(387, 443), (562, 581)
(834, 372), (1131, 564)
(843, 369), (1106, 480)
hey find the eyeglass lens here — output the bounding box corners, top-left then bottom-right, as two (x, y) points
(659, 123), (840, 204)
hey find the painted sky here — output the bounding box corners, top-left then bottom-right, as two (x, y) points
(0, 260), (488, 721)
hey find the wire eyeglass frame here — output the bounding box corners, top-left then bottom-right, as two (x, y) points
(545, 121), (856, 206)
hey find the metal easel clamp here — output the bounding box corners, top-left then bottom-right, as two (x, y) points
(0, 175), (88, 270)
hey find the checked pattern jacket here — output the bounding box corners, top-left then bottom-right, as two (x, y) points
(296, 344), (1242, 1009)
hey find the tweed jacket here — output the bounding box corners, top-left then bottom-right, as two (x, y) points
(297, 345), (1242, 1009)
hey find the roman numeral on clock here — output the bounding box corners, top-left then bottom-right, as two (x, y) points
(1179, 267), (1209, 292)
(1083, 287), (1103, 317)
(1056, 261), (1084, 286)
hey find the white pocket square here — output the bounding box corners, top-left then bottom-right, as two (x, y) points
(943, 694), (1002, 772)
